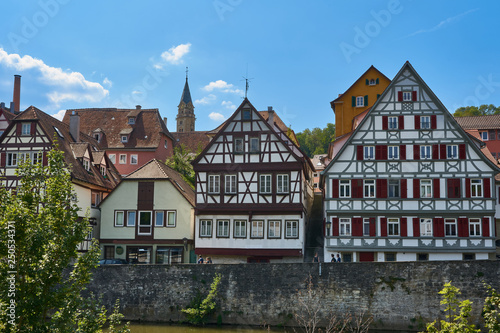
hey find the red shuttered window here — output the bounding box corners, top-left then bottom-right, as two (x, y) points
(413, 218), (420, 237)
(413, 179), (420, 198)
(399, 116), (405, 130)
(484, 178), (491, 198)
(433, 179), (440, 198)
(482, 218), (490, 237)
(380, 218), (387, 237)
(357, 146), (363, 160)
(458, 218), (468, 237)
(331, 179), (339, 198)
(376, 179), (387, 198)
(447, 179), (461, 199)
(382, 116), (388, 130)
(400, 218), (407, 237)
(352, 218), (363, 237)
(331, 218), (339, 237)
(414, 115), (420, 130)
(431, 115), (437, 129)
(459, 144), (466, 159)
(413, 145), (420, 160)
(433, 218), (444, 237)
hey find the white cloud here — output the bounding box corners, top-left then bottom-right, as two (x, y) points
(406, 8), (479, 38)
(221, 100), (236, 109)
(103, 77), (112, 87)
(51, 109), (66, 121)
(202, 80), (243, 94)
(132, 90), (142, 95)
(195, 94), (216, 105)
(0, 48), (108, 107)
(209, 112), (226, 122)
(160, 43), (191, 65)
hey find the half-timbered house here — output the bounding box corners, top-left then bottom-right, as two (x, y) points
(192, 99), (314, 263)
(322, 61), (499, 262)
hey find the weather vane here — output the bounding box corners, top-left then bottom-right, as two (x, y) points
(242, 65), (254, 99)
(186, 66), (188, 80)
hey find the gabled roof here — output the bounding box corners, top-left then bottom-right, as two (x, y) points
(123, 158), (195, 206)
(454, 114), (500, 130)
(171, 131), (211, 153)
(0, 107), (16, 121)
(62, 108), (174, 149)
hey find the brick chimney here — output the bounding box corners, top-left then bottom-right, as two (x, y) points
(13, 75), (21, 114)
(163, 117), (168, 127)
(267, 106), (274, 125)
(69, 111), (80, 142)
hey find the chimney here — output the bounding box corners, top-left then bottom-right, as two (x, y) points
(267, 106), (274, 125)
(163, 117), (168, 127)
(13, 75), (21, 114)
(0, 102), (4, 109)
(69, 111), (80, 142)
(136, 105), (141, 110)
(10, 102), (15, 111)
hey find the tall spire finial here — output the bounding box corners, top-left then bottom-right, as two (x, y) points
(242, 64), (253, 99)
(186, 66), (188, 80)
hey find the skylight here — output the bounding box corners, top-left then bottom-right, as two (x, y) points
(53, 126), (64, 138)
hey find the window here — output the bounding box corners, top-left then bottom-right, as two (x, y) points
(32, 152), (42, 165)
(268, 220), (281, 238)
(119, 154), (127, 164)
(285, 220), (299, 238)
(447, 145), (458, 159)
(217, 220), (230, 238)
(131, 155), (138, 164)
(340, 180), (350, 198)
(156, 247), (183, 264)
(356, 96), (364, 107)
(100, 165), (106, 176)
(364, 180), (375, 198)
(463, 253), (475, 261)
(339, 218), (351, 236)
(342, 253), (353, 263)
(127, 246), (152, 264)
(167, 211), (176, 227)
(417, 253), (429, 261)
(249, 138), (259, 153)
(260, 174), (272, 194)
(469, 218), (481, 236)
(242, 109), (251, 120)
(489, 130), (496, 141)
(121, 135), (128, 143)
(104, 246), (115, 259)
(234, 220), (247, 238)
(402, 91), (412, 101)
(471, 179), (483, 197)
(420, 218), (432, 236)
(388, 146), (399, 160)
(388, 116), (398, 130)
(277, 174), (289, 193)
(115, 211), (124, 227)
(388, 218), (399, 236)
(200, 220), (212, 237)
(225, 175), (237, 194)
(127, 211), (136, 227)
(208, 175), (220, 194)
(364, 146), (374, 160)
(385, 253), (396, 262)
(94, 133), (101, 142)
(369, 79), (376, 85)
(420, 145), (431, 159)
(421, 116), (431, 129)
(138, 211), (152, 235)
(445, 219), (457, 236)
(109, 154), (116, 164)
(7, 153), (17, 167)
(480, 132), (488, 141)
(251, 220), (264, 238)
(155, 211), (164, 227)
(388, 180), (400, 198)
(83, 158), (90, 171)
(363, 218), (371, 236)
(128, 117), (135, 124)
(420, 180), (432, 198)
(234, 138), (244, 153)
(21, 123), (31, 135)
(91, 191), (101, 207)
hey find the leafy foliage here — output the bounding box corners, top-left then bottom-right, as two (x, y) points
(483, 284), (500, 332)
(0, 146), (129, 332)
(165, 144), (198, 189)
(296, 123), (335, 157)
(182, 273), (222, 325)
(453, 104), (500, 117)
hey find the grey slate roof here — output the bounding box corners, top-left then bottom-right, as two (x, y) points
(180, 79), (192, 104)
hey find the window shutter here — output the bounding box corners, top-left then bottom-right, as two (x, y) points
(433, 179), (440, 198)
(352, 96), (356, 107)
(16, 123), (22, 136)
(364, 95), (368, 107)
(353, 218), (363, 236)
(375, 145), (382, 160)
(458, 144), (466, 159)
(401, 179), (407, 198)
(413, 145), (420, 160)
(440, 144), (447, 159)
(382, 116), (388, 130)
(401, 218), (407, 237)
(332, 179), (339, 198)
(376, 179), (387, 198)
(43, 152), (48, 166)
(332, 218), (339, 237)
(377, 94), (381, 100)
(482, 217), (490, 237)
(484, 178), (491, 198)
(447, 179), (460, 199)
(412, 91), (417, 101)
(431, 115), (437, 129)
(432, 145), (439, 160)
(354, 180), (363, 199)
(376, 78), (379, 84)
(397, 91), (403, 101)
(0, 152), (5, 167)
(458, 218), (468, 237)
(398, 115), (405, 130)
(365, 79), (369, 85)
(413, 218), (420, 237)
(413, 179), (420, 198)
(30, 122), (36, 135)
(433, 218), (444, 237)
(414, 115), (420, 130)
(400, 145), (406, 160)
(465, 178), (471, 198)
(369, 218), (376, 236)
(357, 146), (363, 160)
(380, 218), (387, 237)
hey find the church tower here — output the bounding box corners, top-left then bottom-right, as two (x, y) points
(176, 69), (195, 132)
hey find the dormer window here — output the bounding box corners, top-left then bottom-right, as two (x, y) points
(100, 165), (106, 176)
(128, 117), (135, 125)
(121, 135), (128, 143)
(21, 123), (31, 136)
(83, 158), (90, 171)
(93, 133), (101, 142)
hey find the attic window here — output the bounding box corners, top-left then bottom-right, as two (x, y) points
(83, 158), (90, 171)
(128, 117), (135, 125)
(93, 133), (101, 142)
(175, 180), (185, 192)
(54, 126), (64, 138)
(121, 135), (128, 143)
(100, 165), (106, 176)
(242, 109), (251, 121)
(369, 79), (375, 85)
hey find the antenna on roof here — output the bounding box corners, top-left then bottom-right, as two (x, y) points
(242, 64), (253, 99)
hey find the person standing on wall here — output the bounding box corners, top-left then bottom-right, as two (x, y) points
(313, 252), (320, 263)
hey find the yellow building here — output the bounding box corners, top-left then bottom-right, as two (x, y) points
(331, 66), (390, 138)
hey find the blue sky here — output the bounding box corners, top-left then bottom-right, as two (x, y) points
(0, 1), (499, 133)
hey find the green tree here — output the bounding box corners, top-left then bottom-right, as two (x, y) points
(182, 273), (222, 325)
(454, 104), (500, 117)
(166, 144), (197, 189)
(483, 284), (500, 332)
(0, 146), (129, 332)
(296, 123), (335, 157)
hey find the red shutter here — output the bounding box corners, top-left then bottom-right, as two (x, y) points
(399, 115), (405, 130)
(447, 179), (460, 199)
(357, 146), (363, 160)
(413, 179), (420, 198)
(458, 218), (468, 237)
(400, 145), (406, 160)
(42, 152), (48, 166)
(433, 218), (444, 237)
(375, 145), (382, 160)
(352, 218), (363, 236)
(16, 123), (22, 136)
(380, 218), (387, 237)
(359, 252), (375, 262)
(414, 115), (420, 130)
(0, 152), (5, 167)
(484, 178), (491, 198)
(332, 179), (339, 198)
(397, 91), (403, 101)
(483, 217), (490, 237)
(433, 179), (440, 199)
(401, 179), (407, 198)
(413, 218), (420, 237)
(382, 116), (388, 130)
(401, 218), (407, 237)
(376, 179), (387, 198)
(369, 218), (376, 236)
(30, 122), (36, 135)
(382, 145), (387, 160)
(459, 144), (466, 159)
(432, 145), (439, 160)
(465, 178), (471, 198)
(440, 144), (447, 159)
(332, 218), (339, 237)
(431, 115), (437, 129)
(412, 91), (417, 101)
(353, 180), (363, 199)
(413, 145), (420, 160)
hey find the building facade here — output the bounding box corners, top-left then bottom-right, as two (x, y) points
(322, 62), (499, 262)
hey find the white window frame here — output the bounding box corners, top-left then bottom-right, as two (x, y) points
(249, 137), (260, 153)
(388, 179), (400, 198)
(268, 220), (281, 238)
(208, 174), (220, 194)
(217, 220), (230, 238)
(421, 116), (431, 129)
(364, 146), (375, 160)
(234, 138), (244, 153)
(119, 154), (127, 164)
(109, 154), (116, 164)
(138, 211), (153, 236)
(259, 174), (272, 194)
(121, 135), (128, 143)
(402, 91), (412, 102)
(128, 117), (135, 125)
(200, 220), (212, 238)
(155, 211), (164, 227)
(364, 179), (376, 198)
(388, 218), (399, 236)
(420, 179), (432, 198)
(339, 218), (351, 236)
(421, 145), (431, 160)
(471, 179), (483, 198)
(469, 218), (481, 237)
(7, 152), (18, 167)
(388, 146), (399, 160)
(285, 220), (299, 239)
(100, 165), (106, 176)
(127, 211), (136, 227)
(388, 116), (398, 130)
(225, 174), (237, 194)
(166, 211), (176, 227)
(21, 123), (31, 135)
(420, 218), (433, 236)
(234, 220), (247, 238)
(32, 152), (42, 165)
(339, 179), (351, 198)
(83, 158), (90, 171)
(447, 145), (458, 159)
(251, 220), (264, 238)
(356, 96), (364, 107)
(445, 218), (457, 237)
(130, 154), (138, 165)
(277, 174), (289, 194)
(363, 218), (371, 236)
(480, 131), (488, 141)
(114, 211), (124, 227)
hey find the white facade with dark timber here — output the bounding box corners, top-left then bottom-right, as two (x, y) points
(322, 62), (499, 262)
(192, 99), (314, 263)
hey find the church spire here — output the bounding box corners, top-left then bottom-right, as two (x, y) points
(176, 67), (195, 132)
(180, 67), (192, 105)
